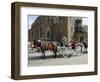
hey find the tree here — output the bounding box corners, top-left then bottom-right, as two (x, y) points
(73, 31), (78, 41)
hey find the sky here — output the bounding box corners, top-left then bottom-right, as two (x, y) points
(82, 18), (88, 26)
(28, 16), (88, 29)
(28, 15), (38, 29)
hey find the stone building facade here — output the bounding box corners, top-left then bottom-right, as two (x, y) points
(28, 16), (87, 43)
(73, 18), (88, 42)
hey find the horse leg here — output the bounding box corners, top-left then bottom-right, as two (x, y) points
(84, 47), (86, 53)
(85, 47), (87, 53)
(41, 51), (45, 59)
(86, 48), (87, 53)
(53, 51), (57, 58)
(43, 51), (45, 59)
(55, 51), (57, 58)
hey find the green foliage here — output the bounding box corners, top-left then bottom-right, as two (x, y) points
(73, 32), (78, 40)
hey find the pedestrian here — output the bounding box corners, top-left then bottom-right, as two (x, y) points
(83, 41), (87, 53)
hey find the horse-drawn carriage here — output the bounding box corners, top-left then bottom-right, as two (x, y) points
(28, 39), (87, 59)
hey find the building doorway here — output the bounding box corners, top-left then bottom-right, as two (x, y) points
(80, 36), (83, 42)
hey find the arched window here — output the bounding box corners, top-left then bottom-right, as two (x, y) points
(46, 26), (51, 40)
(47, 31), (50, 39)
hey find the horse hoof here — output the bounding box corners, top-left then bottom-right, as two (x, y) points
(54, 57), (57, 58)
(43, 57), (45, 59)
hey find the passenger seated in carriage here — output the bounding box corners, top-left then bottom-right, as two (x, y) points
(71, 41), (76, 51)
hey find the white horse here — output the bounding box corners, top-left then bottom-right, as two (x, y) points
(57, 42), (84, 58)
